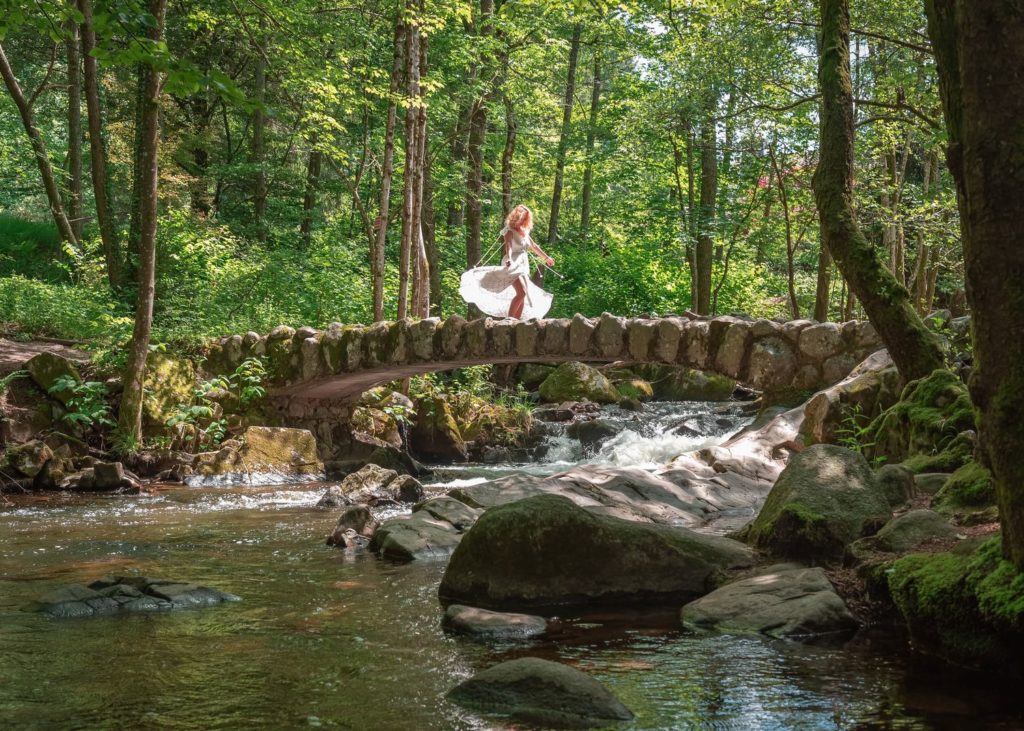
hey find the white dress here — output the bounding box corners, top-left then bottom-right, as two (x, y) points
(459, 227), (553, 319)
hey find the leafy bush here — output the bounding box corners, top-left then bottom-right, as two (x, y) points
(0, 215), (66, 282)
(48, 375), (115, 430)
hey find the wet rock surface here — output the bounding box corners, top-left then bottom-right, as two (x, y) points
(34, 576), (240, 618)
(442, 604), (548, 639)
(446, 657), (634, 729)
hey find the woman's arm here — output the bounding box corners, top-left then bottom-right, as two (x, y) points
(528, 237), (555, 266)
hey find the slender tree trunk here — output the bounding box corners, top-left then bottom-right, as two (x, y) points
(501, 89), (517, 219)
(373, 21), (405, 322)
(447, 99), (472, 230)
(464, 0), (494, 271)
(423, 149), (441, 316)
(126, 62), (149, 282)
(814, 0), (943, 380)
(548, 23), (582, 245)
(770, 141), (800, 319)
(911, 151), (934, 314)
(252, 33), (267, 242)
(925, 0), (1024, 568)
(66, 20), (84, 242)
(79, 0), (120, 287)
(0, 44), (79, 250)
(300, 145), (322, 247)
(398, 5), (421, 320)
(118, 0), (167, 446)
(580, 50), (602, 237)
(186, 97), (213, 218)
(695, 110), (717, 315)
(411, 25), (430, 319)
(814, 237), (832, 321)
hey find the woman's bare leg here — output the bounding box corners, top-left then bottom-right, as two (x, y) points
(509, 278), (526, 319)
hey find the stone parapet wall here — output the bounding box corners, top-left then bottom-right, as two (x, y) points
(206, 313), (881, 403)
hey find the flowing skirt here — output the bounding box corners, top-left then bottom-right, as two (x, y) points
(459, 256), (553, 319)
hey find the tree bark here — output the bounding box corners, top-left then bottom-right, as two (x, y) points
(398, 3), (421, 320)
(924, 0), (1024, 569)
(769, 141), (800, 319)
(79, 0), (121, 287)
(695, 109), (717, 315)
(547, 23), (582, 245)
(423, 148), (441, 316)
(580, 49), (602, 237)
(66, 20), (84, 242)
(373, 21), (405, 322)
(0, 43), (79, 250)
(252, 27), (268, 242)
(813, 0), (943, 381)
(814, 237), (832, 321)
(300, 146), (322, 247)
(464, 0), (494, 270)
(118, 0), (167, 446)
(411, 24), (430, 319)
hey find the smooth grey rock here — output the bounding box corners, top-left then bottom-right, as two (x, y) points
(876, 464), (916, 507)
(442, 604), (547, 639)
(681, 564), (858, 641)
(34, 577), (239, 618)
(447, 657), (634, 728)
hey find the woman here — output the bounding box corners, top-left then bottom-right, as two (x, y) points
(459, 204), (556, 319)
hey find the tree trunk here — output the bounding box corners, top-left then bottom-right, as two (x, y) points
(547, 23), (582, 245)
(925, 0), (1024, 569)
(118, 0), (167, 446)
(423, 148), (441, 316)
(127, 61), (149, 282)
(447, 99), (472, 230)
(373, 21), (405, 322)
(79, 0), (121, 287)
(770, 141), (800, 319)
(0, 44), (79, 250)
(814, 237), (832, 321)
(580, 50), (602, 237)
(411, 25), (430, 319)
(464, 0), (494, 271)
(300, 146), (322, 247)
(695, 110), (717, 315)
(398, 5), (421, 320)
(813, 0), (943, 381)
(66, 20), (84, 242)
(252, 32), (267, 242)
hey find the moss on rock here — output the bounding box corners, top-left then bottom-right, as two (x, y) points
(888, 537), (1024, 672)
(866, 369), (975, 469)
(143, 353), (196, 425)
(933, 461), (998, 524)
(538, 362), (620, 404)
(634, 364), (736, 401)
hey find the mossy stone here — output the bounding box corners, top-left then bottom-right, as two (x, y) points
(25, 352), (81, 405)
(633, 364), (736, 401)
(143, 353), (196, 425)
(933, 461), (998, 523)
(538, 362), (620, 404)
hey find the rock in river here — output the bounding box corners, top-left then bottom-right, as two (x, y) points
(34, 576), (240, 618)
(680, 564), (858, 641)
(447, 657), (634, 729)
(442, 604), (547, 639)
(439, 494), (754, 610)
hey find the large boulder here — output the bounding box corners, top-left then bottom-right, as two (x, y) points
(846, 510), (957, 564)
(539, 362), (620, 404)
(741, 444), (891, 563)
(633, 364), (736, 401)
(3, 439), (53, 478)
(681, 564), (858, 641)
(369, 497), (483, 561)
(439, 494), (754, 610)
(932, 461), (998, 524)
(25, 352), (81, 404)
(442, 604), (547, 639)
(142, 353), (196, 425)
(446, 657), (634, 728)
(566, 419), (618, 452)
(410, 396), (468, 462)
(190, 426), (324, 485)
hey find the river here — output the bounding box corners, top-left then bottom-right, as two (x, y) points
(1, 400), (1021, 729)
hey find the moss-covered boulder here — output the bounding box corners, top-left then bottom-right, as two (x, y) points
(875, 464), (916, 507)
(447, 657), (634, 728)
(933, 461), (998, 524)
(634, 364), (736, 401)
(143, 353), (196, 425)
(538, 362), (620, 404)
(410, 396), (467, 462)
(438, 494), (754, 610)
(741, 444), (891, 564)
(900, 430), (977, 474)
(3, 439), (54, 478)
(516, 363), (556, 391)
(615, 378), (654, 400)
(25, 352), (81, 405)
(847, 510), (958, 564)
(866, 369), (975, 469)
(888, 537), (1024, 673)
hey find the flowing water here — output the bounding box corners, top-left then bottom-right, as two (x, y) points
(1, 401), (1022, 730)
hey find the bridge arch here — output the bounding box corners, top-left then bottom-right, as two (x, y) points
(208, 313), (881, 404)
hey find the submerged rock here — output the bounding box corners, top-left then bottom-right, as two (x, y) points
(680, 564), (858, 641)
(741, 444), (891, 563)
(447, 657), (634, 729)
(439, 494), (754, 611)
(34, 576), (240, 619)
(326, 505), (379, 547)
(442, 604), (547, 639)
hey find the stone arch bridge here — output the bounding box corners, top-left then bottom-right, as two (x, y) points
(208, 313), (881, 403)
